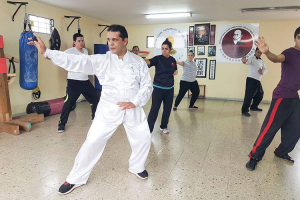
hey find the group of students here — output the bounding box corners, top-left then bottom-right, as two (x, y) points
(28, 25), (300, 195)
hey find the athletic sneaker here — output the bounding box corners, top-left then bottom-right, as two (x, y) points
(246, 158), (258, 171)
(250, 107), (263, 111)
(129, 169), (148, 180)
(275, 153), (294, 164)
(58, 124), (65, 133)
(189, 106), (198, 109)
(58, 181), (82, 195)
(160, 128), (169, 134)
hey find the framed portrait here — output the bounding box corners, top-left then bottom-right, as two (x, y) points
(197, 46), (205, 55)
(189, 26), (194, 46)
(210, 25), (216, 45)
(187, 47), (195, 55)
(195, 58), (207, 78)
(194, 23), (210, 45)
(209, 60), (216, 80)
(208, 46), (216, 57)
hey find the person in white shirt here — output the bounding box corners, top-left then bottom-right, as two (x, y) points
(28, 24), (153, 195)
(58, 33), (100, 133)
(241, 47), (267, 117)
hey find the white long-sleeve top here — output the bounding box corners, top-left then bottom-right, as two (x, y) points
(64, 47), (89, 81)
(245, 56), (267, 81)
(44, 49), (153, 126)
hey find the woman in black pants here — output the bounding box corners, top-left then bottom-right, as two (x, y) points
(144, 38), (178, 134)
(173, 51), (199, 110)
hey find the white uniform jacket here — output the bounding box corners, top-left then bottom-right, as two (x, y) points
(44, 49), (153, 126)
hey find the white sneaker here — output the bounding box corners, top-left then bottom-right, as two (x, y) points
(160, 128), (169, 134)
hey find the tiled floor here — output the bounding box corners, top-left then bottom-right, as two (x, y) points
(1, 98), (300, 200)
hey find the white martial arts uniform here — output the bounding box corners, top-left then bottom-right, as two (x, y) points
(44, 49), (153, 184)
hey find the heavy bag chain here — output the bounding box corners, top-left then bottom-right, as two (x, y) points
(8, 57), (16, 81)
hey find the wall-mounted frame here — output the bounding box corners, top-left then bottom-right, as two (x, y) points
(187, 47), (195, 55)
(146, 36), (154, 48)
(209, 60), (216, 80)
(189, 26), (194, 46)
(195, 58), (207, 78)
(197, 46), (205, 55)
(210, 25), (216, 45)
(194, 23), (210, 45)
(208, 46), (216, 57)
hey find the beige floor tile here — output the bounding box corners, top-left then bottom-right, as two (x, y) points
(1, 98), (300, 199)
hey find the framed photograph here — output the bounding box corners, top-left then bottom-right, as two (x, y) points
(195, 58), (207, 78)
(210, 25), (216, 45)
(209, 60), (216, 80)
(197, 46), (205, 55)
(208, 46), (216, 57)
(194, 23), (210, 45)
(189, 26), (194, 46)
(187, 47), (195, 55)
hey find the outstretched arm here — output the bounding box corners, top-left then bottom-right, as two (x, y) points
(255, 37), (285, 63)
(28, 33), (103, 75)
(176, 61), (184, 66)
(144, 58), (150, 65)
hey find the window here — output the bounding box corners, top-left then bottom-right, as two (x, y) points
(29, 15), (54, 34)
(146, 36), (154, 48)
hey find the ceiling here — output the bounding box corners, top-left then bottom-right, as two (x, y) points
(35, 0), (300, 25)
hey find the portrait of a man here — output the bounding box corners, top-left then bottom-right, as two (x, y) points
(194, 23), (210, 45)
(232, 30), (245, 45)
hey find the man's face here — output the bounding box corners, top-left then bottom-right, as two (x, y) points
(233, 30), (242, 41)
(294, 34), (300, 50)
(74, 37), (85, 49)
(132, 47), (139, 55)
(107, 31), (128, 55)
(187, 52), (194, 61)
(254, 50), (262, 58)
(198, 28), (206, 37)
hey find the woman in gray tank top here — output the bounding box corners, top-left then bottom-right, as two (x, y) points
(173, 51), (200, 110)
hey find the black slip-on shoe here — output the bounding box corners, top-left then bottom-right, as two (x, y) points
(275, 153), (294, 164)
(246, 158), (258, 171)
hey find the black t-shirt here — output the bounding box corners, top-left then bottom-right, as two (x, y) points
(149, 55), (177, 87)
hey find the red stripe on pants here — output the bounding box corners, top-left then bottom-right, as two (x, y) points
(251, 98), (283, 153)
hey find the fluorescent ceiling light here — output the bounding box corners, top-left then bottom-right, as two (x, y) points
(145, 12), (191, 19)
(241, 6), (300, 13)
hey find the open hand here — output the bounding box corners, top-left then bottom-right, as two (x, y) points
(258, 68), (263, 75)
(117, 102), (136, 110)
(255, 37), (269, 54)
(27, 33), (46, 55)
(242, 56), (247, 63)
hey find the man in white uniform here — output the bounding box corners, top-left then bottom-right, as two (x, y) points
(28, 24), (153, 195)
(241, 47), (267, 116)
(58, 33), (100, 133)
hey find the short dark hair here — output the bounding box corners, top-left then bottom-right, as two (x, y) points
(294, 27), (300, 38)
(132, 46), (139, 51)
(188, 50), (194, 56)
(107, 24), (128, 41)
(255, 47), (259, 51)
(162, 38), (172, 49)
(73, 33), (84, 42)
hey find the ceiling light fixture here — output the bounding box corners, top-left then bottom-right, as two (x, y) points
(145, 12), (191, 19)
(241, 6), (300, 13)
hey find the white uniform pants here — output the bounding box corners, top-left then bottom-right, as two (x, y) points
(66, 117), (151, 184)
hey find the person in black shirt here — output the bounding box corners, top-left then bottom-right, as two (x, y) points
(144, 38), (178, 134)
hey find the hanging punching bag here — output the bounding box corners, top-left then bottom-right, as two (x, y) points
(94, 44), (109, 91)
(19, 30), (38, 90)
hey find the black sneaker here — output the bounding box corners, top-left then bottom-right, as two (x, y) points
(250, 108), (263, 111)
(58, 124), (65, 133)
(275, 153), (294, 164)
(173, 107), (177, 111)
(129, 169), (148, 180)
(58, 181), (82, 195)
(189, 106), (198, 109)
(246, 158), (258, 171)
(242, 112), (251, 117)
